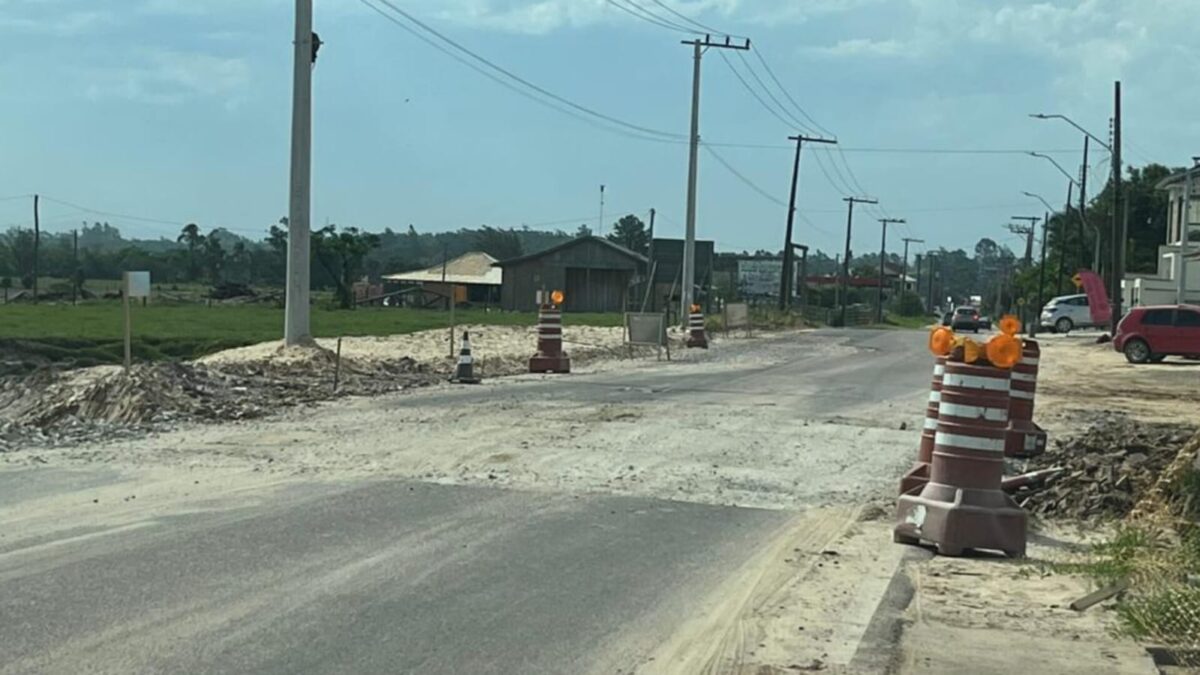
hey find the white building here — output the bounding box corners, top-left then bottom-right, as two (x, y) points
(1123, 170), (1200, 307)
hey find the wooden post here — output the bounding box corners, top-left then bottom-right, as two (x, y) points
(123, 272), (132, 372)
(449, 285), (457, 358)
(333, 336), (342, 393)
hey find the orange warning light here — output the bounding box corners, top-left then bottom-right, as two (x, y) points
(998, 314), (1021, 337)
(690, 304), (701, 313)
(986, 333), (1022, 369)
(551, 290), (565, 305)
(928, 326), (955, 356)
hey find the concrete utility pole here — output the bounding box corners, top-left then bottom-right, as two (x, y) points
(913, 252), (923, 301)
(285, 0), (319, 346)
(32, 194), (39, 304)
(1110, 81), (1124, 331)
(926, 252), (936, 310)
(1178, 160), (1198, 305)
(839, 196), (878, 326)
(679, 35), (751, 323)
(598, 184), (605, 233)
(877, 218), (905, 322)
(1033, 212), (1049, 337)
(72, 229), (79, 305)
(1058, 181), (1073, 296)
(1079, 136), (1090, 271)
(1008, 218), (1039, 267)
(779, 134), (836, 310)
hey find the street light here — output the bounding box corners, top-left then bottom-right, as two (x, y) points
(1022, 191), (1055, 213)
(1021, 192), (1053, 336)
(1028, 113), (1112, 152)
(1027, 152), (1080, 187)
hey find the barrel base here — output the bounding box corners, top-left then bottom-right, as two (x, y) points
(529, 354), (571, 374)
(898, 462), (930, 496)
(686, 332), (708, 349)
(1004, 421), (1047, 458)
(450, 374), (481, 384)
(894, 482), (1027, 558)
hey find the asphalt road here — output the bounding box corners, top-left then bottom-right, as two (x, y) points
(0, 328), (932, 674)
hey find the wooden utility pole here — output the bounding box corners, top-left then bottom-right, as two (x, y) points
(797, 244), (809, 314)
(1110, 80), (1124, 331)
(72, 229), (79, 305)
(1008, 218), (1039, 267)
(779, 134), (836, 310)
(839, 196), (878, 326)
(1078, 136), (1090, 271)
(32, 194), (39, 304)
(679, 34), (751, 324)
(1058, 182), (1073, 296)
(877, 218), (905, 322)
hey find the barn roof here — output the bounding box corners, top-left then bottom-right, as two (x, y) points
(493, 236), (648, 267)
(382, 251), (503, 286)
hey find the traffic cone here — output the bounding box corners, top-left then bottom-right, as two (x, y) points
(529, 303), (571, 373)
(899, 356), (946, 495)
(686, 305), (708, 349)
(450, 331), (481, 384)
(1004, 339), (1047, 458)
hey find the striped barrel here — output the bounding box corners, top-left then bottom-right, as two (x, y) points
(1004, 339), (1046, 457)
(930, 361), (1011, 490)
(686, 310), (708, 349)
(899, 356), (946, 495)
(536, 304), (564, 357)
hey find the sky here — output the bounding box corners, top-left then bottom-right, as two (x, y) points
(1, 0), (1198, 263)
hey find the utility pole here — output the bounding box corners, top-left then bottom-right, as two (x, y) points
(877, 218), (905, 322)
(914, 252), (923, 302)
(1078, 136), (1090, 272)
(1008, 218), (1039, 267)
(834, 254), (840, 311)
(1032, 212), (1049, 337)
(839, 196), (878, 326)
(901, 237), (923, 287)
(285, 0), (319, 346)
(926, 252), (936, 310)
(72, 229), (79, 305)
(1178, 161), (1197, 305)
(1110, 80), (1124, 331)
(779, 134), (836, 310)
(646, 207), (656, 306)
(680, 34), (751, 323)
(598, 184), (605, 233)
(32, 194), (39, 304)
(797, 244), (809, 314)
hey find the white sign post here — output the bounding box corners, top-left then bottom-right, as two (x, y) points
(123, 271), (150, 372)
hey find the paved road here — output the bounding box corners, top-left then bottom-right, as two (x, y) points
(0, 329), (931, 674)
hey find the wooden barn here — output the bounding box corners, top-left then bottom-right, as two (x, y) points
(494, 236), (648, 313)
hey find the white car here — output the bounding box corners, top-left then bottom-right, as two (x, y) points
(1040, 293), (1098, 333)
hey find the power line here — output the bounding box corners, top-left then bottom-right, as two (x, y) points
(644, 0), (737, 37)
(605, 0), (696, 34)
(717, 51), (797, 130)
(701, 143), (788, 208)
(365, 0), (686, 142)
(751, 48), (831, 137)
(734, 51), (812, 132)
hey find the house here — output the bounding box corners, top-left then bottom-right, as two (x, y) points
(493, 236), (647, 313)
(382, 251), (503, 307)
(1122, 169), (1200, 307)
(644, 237), (715, 312)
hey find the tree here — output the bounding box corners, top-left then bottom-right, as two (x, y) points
(575, 224), (593, 238)
(606, 214), (648, 255)
(5, 228), (36, 287)
(312, 225), (381, 309)
(201, 230), (226, 283)
(177, 223), (203, 281)
(473, 226), (523, 260)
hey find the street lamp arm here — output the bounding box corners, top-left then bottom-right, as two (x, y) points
(1027, 152), (1080, 187)
(1028, 113), (1112, 152)
(1021, 191), (1055, 213)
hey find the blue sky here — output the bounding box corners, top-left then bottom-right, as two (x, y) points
(1, 0), (1196, 262)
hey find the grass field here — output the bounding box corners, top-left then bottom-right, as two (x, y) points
(0, 302), (624, 367)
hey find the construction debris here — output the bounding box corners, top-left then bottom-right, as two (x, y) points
(1012, 417), (1198, 520)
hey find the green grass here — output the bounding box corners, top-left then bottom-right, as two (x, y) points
(0, 302), (623, 365)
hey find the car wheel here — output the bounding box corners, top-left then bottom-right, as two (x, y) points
(1123, 339), (1152, 364)
(1055, 317), (1073, 334)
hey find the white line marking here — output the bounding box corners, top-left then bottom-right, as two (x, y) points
(935, 431), (1006, 452)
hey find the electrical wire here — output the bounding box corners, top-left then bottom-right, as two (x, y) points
(751, 48), (831, 137)
(643, 0), (733, 37)
(734, 51), (813, 133)
(366, 0), (685, 142)
(701, 143), (788, 208)
(717, 51), (798, 131)
(605, 0), (697, 34)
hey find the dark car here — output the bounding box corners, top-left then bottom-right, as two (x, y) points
(1113, 304), (1200, 363)
(950, 306), (981, 332)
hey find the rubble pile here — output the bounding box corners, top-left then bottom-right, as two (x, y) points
(0, 352), (439, 451)
(1013, 417), (1199, 520)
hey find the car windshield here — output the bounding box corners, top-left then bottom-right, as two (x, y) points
(955, 308), (975, 315)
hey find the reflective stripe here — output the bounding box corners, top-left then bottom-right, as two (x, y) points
(938, 401), (1008, 422)
(928, 391), (941, 403)
(1010, 389), (1035, 400)
(1020, 357), (1040, 366)
(942, 372), (1009, 392)
(923, 417), (939, 430)
(1011, 372), (1036, 382)
(935, 431), (1006, 452)
(933, 365), (945, 376)
(458, 355), (472, 365)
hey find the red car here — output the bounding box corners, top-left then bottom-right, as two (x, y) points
(1113, 304), (1200, 363)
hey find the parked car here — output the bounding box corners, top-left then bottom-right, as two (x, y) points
(951, 306), (980, 332)
(1113, 304), (1200, 363)
(1040, 293), (1099, 333)
(978, 315), (992, 330)
(941, 310), (953, 327)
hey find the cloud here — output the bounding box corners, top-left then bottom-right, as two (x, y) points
(0, 5), (114, 35)
(83, 50), (251, 106)
(806, 37), (912, 59)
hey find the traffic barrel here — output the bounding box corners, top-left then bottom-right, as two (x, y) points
(899, 355), (946, 495)
(894, 357), (1027, 557)
(529, 303), (571, 373)
(450, 331), (481, 384)
(686, 305), (708, 349)
(1004, 339), (1047, 458)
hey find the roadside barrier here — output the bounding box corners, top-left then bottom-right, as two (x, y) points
(894, 357), (1027, 558)
(529, 301), (571, 374)
(686, 304), (708, 349)
(899, 355), (946, 495)
(450, 331), (481, 384)
(1004, 339), (1047, 458)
